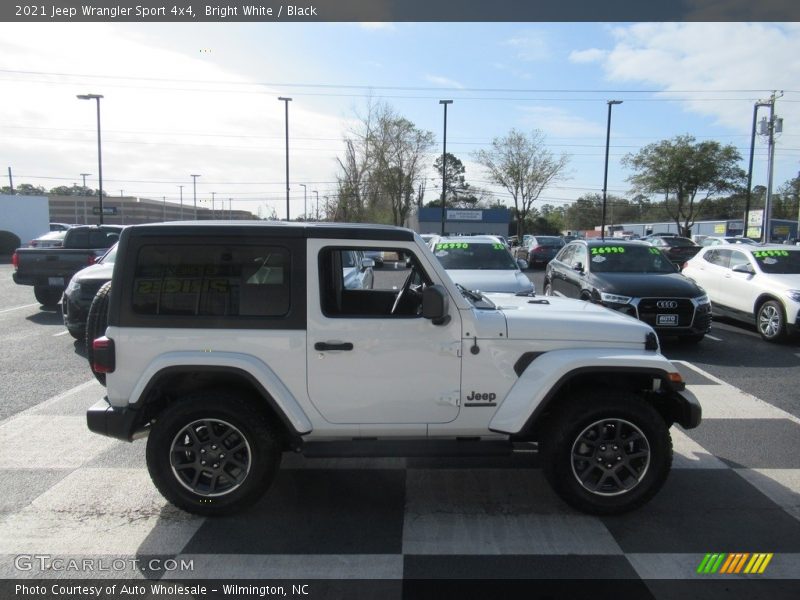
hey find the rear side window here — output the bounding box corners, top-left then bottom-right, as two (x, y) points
(132, 244), (290, 318)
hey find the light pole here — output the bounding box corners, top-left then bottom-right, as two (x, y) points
(601, 100), (623, 241)
(744, 102), (768, 239)
(439, 100), (453, 235)
(278, 96), (292, 220)
(299, 183), (307, 220)
(211, 191), (216, 220)
(162, 196), (166, 221)
(76, 94), (104, 224)
(190, 174), (200, 220)
(80, 173), (91, 190)
(313, 190), (319, 221)
(178, 185), (184, 219)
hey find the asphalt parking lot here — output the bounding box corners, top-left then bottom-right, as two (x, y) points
(1, 261), (799, 597)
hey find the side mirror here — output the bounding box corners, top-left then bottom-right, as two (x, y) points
(573, 262), (584, 273)
(731, 263), (755, 275)
(517, 259), (529, 270)
(360, 257), (375, 270)
(423, 285), (450, 325)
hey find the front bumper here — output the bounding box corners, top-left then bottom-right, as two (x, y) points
(671, 388), (702, 429)
(87, 397), (139, 441)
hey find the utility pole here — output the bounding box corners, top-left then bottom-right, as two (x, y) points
(229, 198), (232, 220)
(7, 167), (14, 193)
(278, 96), (292, 220)
(162, 196), (166, 221)
(601, 100), (623, 241)
(313, 190), (319, 221)
(299, 183), (307, 220)
(190, 174), (200, 220)
(178, 185), (184, 220)
(759, 91), (783, 243)
(439, 100), (453, 235)
(211, 191), (216, 220)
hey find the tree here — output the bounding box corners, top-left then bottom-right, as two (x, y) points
(49, 184), (97, 196)
(622, 135), (746, 237)
(1, 183), (46, 195)
(334, 101), (433, 225)
(474, 129), (569, 238)
(433, 152), (475, 208)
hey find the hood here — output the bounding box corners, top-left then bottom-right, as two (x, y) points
(73, 262), (115, 282)
(449, 270), (534, 294)
(484, 293), (653, 345)
(590, 272), (703, 298)
(758, 273), (800, 291)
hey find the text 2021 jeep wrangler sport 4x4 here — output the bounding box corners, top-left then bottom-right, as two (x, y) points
(86, 222), (700, 516)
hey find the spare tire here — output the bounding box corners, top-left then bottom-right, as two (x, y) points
(85, 281), (112, 385)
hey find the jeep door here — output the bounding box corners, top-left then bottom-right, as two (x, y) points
(306, 242), (462, 425)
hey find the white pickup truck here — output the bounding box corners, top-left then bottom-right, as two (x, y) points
(86, 222), (700, 516)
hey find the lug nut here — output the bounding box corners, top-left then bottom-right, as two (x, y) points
(600, 445), (606, 451)
(219, 454), (225, 459)
(200, 449), (206, 454)
(201, 460), (206, 465)
(596, 457), (603, 462)
(211, 445), (217, 450)
(612, 445), (619, 451)
(213, 463), (219, 468)
(607, 464), (613, 469)
(616, 456), (622, 461)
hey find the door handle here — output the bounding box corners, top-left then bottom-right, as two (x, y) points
(314, 342), (354, 351)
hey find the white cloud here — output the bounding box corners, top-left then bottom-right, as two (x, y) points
(490, 62), (532, 81)
(424, 75), (465, 89)
(0, 23), (347, 218)
(517, 106), (606, 139)
(358, 22), (395, 31)
(502, 31), (551, 62)
(568, 48), (607, 64)
(593, 23), (800, 133)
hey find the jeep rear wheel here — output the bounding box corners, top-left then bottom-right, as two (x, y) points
(542, 392), (672, 515)
(146, 392), (281, 516)
(85, 281), (112, 385)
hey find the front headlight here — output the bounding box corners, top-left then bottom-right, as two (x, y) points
(694, 294), (710, 305)
(787, 290), (800, 303)
(600, 292), (632, 305)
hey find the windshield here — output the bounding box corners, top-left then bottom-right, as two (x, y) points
(751, 249), (800, 274)
(533, 237), (564, 248)
(433, 242), (518, 270)
(100, 243), (118, 264)
(662, 237), (696, 247)
(589, 245), (677, 274)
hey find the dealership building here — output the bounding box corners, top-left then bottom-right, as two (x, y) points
(412, 207), (511, 237)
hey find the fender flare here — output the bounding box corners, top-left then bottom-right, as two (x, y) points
(129, 351), (313, 434)
(489, 349), (683, 435)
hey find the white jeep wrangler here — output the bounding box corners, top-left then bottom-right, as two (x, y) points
(86, 222), (700, 516)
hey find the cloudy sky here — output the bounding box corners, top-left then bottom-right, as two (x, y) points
(1, 21), (798, 220)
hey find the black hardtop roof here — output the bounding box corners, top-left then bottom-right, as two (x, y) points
(125, 220), (417, 242)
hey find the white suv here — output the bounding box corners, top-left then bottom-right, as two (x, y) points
(683, 245), (800, 341)
(86, 222), (700, 517)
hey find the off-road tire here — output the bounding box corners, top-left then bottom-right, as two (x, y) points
(85, 281), (112, 385)
(542, 391), (672, 515)
(34, 285), (61, 308)
(146, 392), (281, 516)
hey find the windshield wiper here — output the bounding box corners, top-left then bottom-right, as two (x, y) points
(455, 283), (484, 302)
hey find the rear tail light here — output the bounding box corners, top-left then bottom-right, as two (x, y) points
(534, 246), (545, 253)
(92, 336), (115, 374)
(88, 255), (97, 265)
(12, 252), (19, 270)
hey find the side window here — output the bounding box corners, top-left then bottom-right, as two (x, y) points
(66, 229), (88, 248)
(572, 246), (588, 269)
(132, 244), (291, 318)
(555, 245), (575, 266)
(728, 250), (749, 271)
(704, 249), (730, 268)
(320, 247), (429, 318)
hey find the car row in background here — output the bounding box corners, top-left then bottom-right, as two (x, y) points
(544, 239), (711, 343)
(513, 235), (566, 268)
(61, 243), (117, 339)
(645, 235), (702, 266)
(683, 245), (800, 342)
(429, 235), (534, 295)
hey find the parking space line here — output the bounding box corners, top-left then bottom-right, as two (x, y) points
(705, 335), (723, 341)
(0, 303), (38, 315)
(52, 330), (70, 337)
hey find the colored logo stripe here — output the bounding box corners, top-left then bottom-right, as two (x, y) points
(697, 553), (773, 575)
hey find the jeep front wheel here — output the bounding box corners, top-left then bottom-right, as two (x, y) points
(542, 392), (672, 515)
(146, 392), (281, 516)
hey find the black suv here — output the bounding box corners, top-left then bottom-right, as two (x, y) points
(544, 240), (712, 343)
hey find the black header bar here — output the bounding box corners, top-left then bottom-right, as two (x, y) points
(4, 0), (800, 23)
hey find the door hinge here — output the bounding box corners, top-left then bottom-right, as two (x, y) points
(441, 342), (462, 357)
(438, 392), (461, 407)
